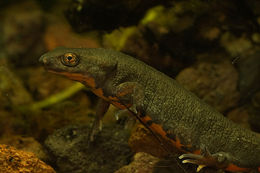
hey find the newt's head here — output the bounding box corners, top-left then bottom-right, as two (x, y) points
(39, 47), (117, 88)
(39, 47), (83, 74)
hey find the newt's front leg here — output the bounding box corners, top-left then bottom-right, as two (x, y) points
(88, 99), (110, 142)
(89, 82), (144, 143)
(114, 81), (145, 114)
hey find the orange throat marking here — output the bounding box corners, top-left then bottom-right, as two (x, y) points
(49, 70), (128, 109)
(48, 70), (96, 88)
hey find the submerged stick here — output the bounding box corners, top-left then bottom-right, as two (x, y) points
(22, 82), (85, 111)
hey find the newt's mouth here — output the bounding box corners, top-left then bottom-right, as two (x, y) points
(47, 70), (97, 88)
(46, 69), (60, 74)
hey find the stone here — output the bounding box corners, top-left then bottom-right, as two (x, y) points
(44, 124), (133, 173)
(0, 145), (55, 173)
(176, 60), (239, 112)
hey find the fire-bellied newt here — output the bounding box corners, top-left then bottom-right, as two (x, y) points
(39, 47), (260, 172)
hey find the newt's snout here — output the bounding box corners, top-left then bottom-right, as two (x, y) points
(39, 56), (49, 65)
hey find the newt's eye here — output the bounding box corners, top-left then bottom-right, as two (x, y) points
(61, 53), (79, 67)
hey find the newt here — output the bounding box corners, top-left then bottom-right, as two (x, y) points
(39, 47), (260, 172)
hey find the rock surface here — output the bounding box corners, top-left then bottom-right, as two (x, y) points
(129, 124), (168, 158)
(0, 144), (55, 173)
(176, 60), (240, 112)
(115, 152), (160, 173)
(227, 107), (251, 129)
(44, 124), (133, 173)
(0, 136), (48, 161)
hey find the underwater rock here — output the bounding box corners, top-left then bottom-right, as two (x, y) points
(115, 152), (160, 173)
(176, 60), (239, 113)
(227, 107), (251, 130)
(0, 144), (55, 173)
(0, 136), (48, 162)
(129, 124), (168, 158)
(227, 91), (260, 133)
(44, 124), (133, 173)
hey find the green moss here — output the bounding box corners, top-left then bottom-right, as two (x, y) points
(140, 3), (197, 33)
(103, 26), (137, 51)
(140, 5), (165, 25)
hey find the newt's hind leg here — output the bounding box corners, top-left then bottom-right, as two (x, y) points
(179, 152), (250, 172)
